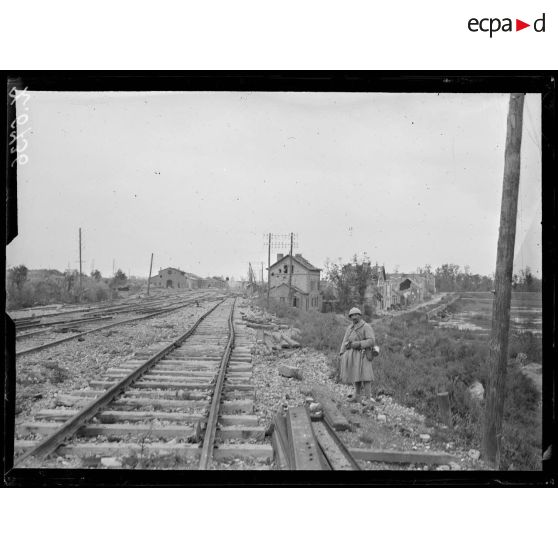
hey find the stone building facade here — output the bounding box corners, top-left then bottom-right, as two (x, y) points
(268, 253), (322, 311)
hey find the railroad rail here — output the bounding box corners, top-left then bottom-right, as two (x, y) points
(14, 297), (271, 469)
(13, 291), (209, 332)
(272, 406), (360, 471)
(12, 291), (195, 326)
(15, 293), (216, 356)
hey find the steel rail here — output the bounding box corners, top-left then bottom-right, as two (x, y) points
(16, 314), (114, 333)
(13, 291), (200, 324)
(318, 417), (362, 471)
(198, 297), (237, 470)
(16, 294), (216, 357)
(14, 299), (226, 467)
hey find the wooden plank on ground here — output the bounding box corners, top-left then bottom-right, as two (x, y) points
(112, 397), (208, 409)
(311, 387), (350, 431)
(19, 422), (195, 438)
(34, 409), (202, 423)
(14, 441), (201, 459)
(349, 447), (454, 465)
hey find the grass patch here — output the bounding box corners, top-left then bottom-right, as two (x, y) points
(256, 297), (542, 470)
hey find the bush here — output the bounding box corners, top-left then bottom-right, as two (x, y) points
(6, 270), (113, 309)
(508, 330), (542, 364)
(82, 280), (110, 303)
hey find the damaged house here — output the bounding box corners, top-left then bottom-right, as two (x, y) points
(268, 253), (322, 311)
(388, 273), (436, 308)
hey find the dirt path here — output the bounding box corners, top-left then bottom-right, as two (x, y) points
(375, 293), (447, 320)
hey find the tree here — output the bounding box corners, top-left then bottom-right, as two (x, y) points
(111, 269), (127, 287)
(325, 254), (374, 313)
(63, 270), (77, 293)
(434, 263), (460, 292)
(91, 269), (102, 281)
(416, 264), (432, 275)
(8, 265), (28, 290)
(512, 266), (541, 292)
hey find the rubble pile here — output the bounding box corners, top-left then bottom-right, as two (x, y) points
(240, 308), (302, 354)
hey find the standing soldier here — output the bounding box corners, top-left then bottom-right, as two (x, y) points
(339, 307), (378, 406)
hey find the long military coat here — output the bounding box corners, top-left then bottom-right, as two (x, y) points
(339, 319), (375, 384)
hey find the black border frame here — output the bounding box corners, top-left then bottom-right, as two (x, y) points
(2, 71), (556, 487)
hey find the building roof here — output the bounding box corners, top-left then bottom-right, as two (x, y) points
(370, 264), (387, 282)
(156, 267), (204, 280)
(158, 266), (184, 274)
(270, 254), (321, 272)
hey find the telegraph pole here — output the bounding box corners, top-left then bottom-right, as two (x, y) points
(264, 233), (298, 306)
(78, 228), (82, 299)
(267, 232), (271, 308)
(147, 253), (154, 296)
(482, 93), (525, 468)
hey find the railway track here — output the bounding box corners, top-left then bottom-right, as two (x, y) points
(13, 291), (210, 331)
(15, 292), (217, 356)
(14, 297), (272, 470)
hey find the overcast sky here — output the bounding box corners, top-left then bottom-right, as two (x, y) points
(8, 91), (541, 280)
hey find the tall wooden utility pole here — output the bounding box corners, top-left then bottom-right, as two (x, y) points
(482, 93), (525, 468)
(287, 232), (294, 306)
(147, 253), (154, 296)
(78, 228), (82, 298)
(267, 233), (271, 308)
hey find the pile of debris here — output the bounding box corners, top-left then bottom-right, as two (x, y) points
(240, 308), (302, 354)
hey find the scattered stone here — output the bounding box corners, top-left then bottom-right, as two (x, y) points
(278, 364), (302, 380)
(377, 414), (387, 423)
(468, 381), (484, 401)
(419, 434), (431, 443)
(468, 449), (480, 461)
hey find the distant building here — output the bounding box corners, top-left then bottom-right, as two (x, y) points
(364, 265), (393, 312)
(268, 253), (322, 311)
(387, 272), (436, 307)
(203, 277), (228, 289)
(150, 267), (203, 289)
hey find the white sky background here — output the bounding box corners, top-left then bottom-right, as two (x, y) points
(8, 91), (542, 280)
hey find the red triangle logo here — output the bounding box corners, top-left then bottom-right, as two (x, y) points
(516, 19), (530, 31)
